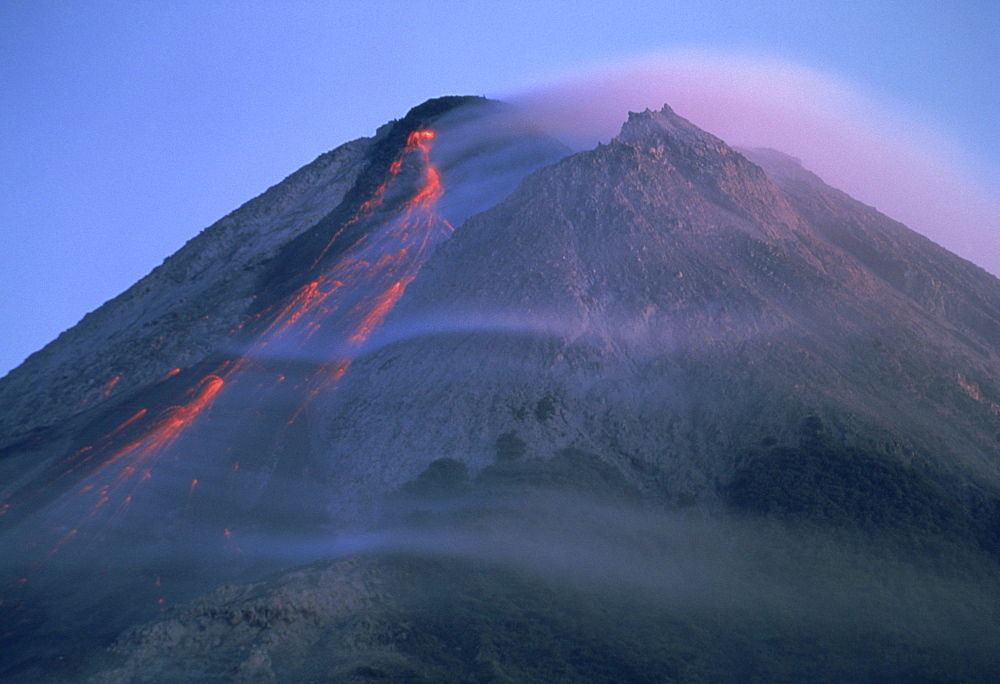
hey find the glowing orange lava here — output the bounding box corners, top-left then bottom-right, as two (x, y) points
(102, 376), (121, 398)
(8, 125), (454, 564)
(243, 126), (451, 407)
(222, 527), (242, 553)
(52, 375), (225, 527)
(348, 278), (413, 344)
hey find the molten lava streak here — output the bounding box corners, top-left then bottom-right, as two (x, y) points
(246, 127), (451, 399)
(102, 376), (121, 398)
(59, 375), (224, 527)
(4, 127), (452, 563)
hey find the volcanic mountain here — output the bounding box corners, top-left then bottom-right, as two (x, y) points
(1, 97), (998, 681)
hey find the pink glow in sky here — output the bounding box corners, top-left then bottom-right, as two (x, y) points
(512, 51), (1000, 277)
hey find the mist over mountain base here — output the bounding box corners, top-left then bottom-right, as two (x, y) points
(84, 451), (1000, 682)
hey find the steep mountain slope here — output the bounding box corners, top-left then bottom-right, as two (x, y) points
(0, 134), (374, 448)
(0, 98), (567, 454)
(0, 97), (568, 514)
(1, 99), (998, 681)
(0, 96), (570, 680)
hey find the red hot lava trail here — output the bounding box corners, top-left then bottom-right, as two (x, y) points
(2, 126), (454, 562)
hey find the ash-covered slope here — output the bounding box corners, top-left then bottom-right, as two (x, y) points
(312, 105), (1000, 527)
(0, 134), (374, 448)
(742, 144), (1000, 346)
(0, 98), (568, 454)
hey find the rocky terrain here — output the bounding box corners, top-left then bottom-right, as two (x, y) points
(1, 98), (998, 681)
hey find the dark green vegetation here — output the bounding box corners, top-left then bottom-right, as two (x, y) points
(383, 442), (643, 529)
(84, 437), (1000, 681)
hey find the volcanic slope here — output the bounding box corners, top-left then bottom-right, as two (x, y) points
(0, 98), (565, 453)
(3, 99), (1000, 682)
(81, 103), (1000, 683)
(0, 96), (571, 681)
(0, 128), (372, 447)
(0, 96), (568, 524)
(313, 104), (1000, 525)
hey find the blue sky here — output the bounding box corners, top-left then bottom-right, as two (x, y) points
(1, 1), (998, 377)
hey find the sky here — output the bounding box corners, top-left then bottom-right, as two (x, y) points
(1, 1), (997, 378)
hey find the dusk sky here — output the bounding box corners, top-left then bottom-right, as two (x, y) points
(2, 1), (998, 377)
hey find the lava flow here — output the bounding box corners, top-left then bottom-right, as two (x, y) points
(264, 129), (448, 347)
(50, 375), (225, 533)
(310, 130), (431, 268)
(244, 128), (451, 400)
(1, 126), (454, 560)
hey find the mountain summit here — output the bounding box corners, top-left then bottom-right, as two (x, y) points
(2, 99), (998, 681)
(323, 103), (999, 507)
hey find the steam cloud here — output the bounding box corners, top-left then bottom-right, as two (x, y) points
(505, 50), (1000, 277)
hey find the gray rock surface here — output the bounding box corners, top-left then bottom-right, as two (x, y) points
(88, 556), (389, 684)
(0, 134), (376, 447)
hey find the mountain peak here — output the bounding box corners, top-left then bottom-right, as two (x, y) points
(615, 103), (727, 153)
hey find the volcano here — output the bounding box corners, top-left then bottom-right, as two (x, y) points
(1, 97), (999, 682)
